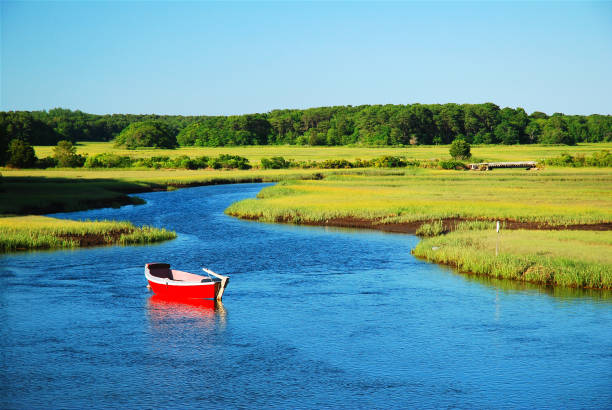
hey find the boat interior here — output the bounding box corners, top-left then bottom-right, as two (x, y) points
(147, 263), (217, 283)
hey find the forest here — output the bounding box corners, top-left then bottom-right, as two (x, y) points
(1, 104), (611, 158)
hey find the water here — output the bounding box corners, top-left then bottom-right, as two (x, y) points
(1, 183), (611, 409)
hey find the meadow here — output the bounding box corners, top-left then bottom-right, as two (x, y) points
(0, 168), (348, 214)
(0, 215), (176, 252)
(33, 141), (612, 164)
(225, 168), (612, 226)
(412, 228), (612, 288)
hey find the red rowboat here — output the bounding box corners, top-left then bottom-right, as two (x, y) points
(145, 263), (229, 300)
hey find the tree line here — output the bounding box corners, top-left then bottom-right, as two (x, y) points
(167, 104), (612, 147)
(1, 104), (611, 162)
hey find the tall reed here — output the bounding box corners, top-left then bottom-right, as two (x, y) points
(0, 216), (176, 252)
(412, 229), (612, 288)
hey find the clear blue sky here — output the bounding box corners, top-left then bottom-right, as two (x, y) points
(1, 1), (611, 116)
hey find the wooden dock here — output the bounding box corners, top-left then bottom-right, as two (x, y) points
(468, 161), (538, 170)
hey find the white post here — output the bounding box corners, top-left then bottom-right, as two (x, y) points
(496, 221), (500, 256)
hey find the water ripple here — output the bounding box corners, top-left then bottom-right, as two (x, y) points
(1, 183), (611, 409)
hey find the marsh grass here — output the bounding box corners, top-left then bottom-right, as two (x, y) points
(226, 168), (612, 226)
(0, 169), (351, 215)
(0, 216), (176, 252)
(455, 220), (501, 231)
(416, 220), (446, 237)
(412, 229), (612, 288)
(226, 168), (612, 288)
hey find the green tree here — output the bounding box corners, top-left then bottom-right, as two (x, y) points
(530, 111), (548, 120)
(464, 103), (500, 140)
(449, 139), (472, 160)
(495, 121), (520, 144)
(566, 116), (589, 143)
(525, 120), (542, 143)
(540, 115), (575, 145)
(586, 115), (612, 142)
(433, 103), (464, 143)
(6, 139), (37, 168)
(0, 125), (8, 165)
(1, 103), (608, 149)
(0, 111), (61, 146)
(114, 121), (178, 149)
(53, 140), (85, 167)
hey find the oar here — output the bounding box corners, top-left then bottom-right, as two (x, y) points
(202, 268), (229, 301)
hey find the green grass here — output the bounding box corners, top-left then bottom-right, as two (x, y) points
(415, 220), (446, 236)
(33, 141), (612, 164)
(0, 169), (345, 215)
(0, 215), (176, 252)
(225, 167), (612, 288)
(226, 168), (612, 226)
(412, 229), (612, 288)
(0, 176), (149, 215)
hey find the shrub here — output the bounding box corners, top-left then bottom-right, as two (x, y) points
(208, 154), (251, 170)
(191, 156), (210, 169)
(543, 151), (612, 167)
(449, 139), (472, 160)
(35, 157), (58, 169)
(372, 156), (407, 168)
(352, 158), (373, 168)
(589, 150), (612, 167)
(319, 159), (352, 169)
(53, 140), (86, 167)
(297, 160), (319, 169)
(261, 156), (293, 169)
(132, 156), (170, 169)
(6, 139), (37, 168)
(170, 155), (207, 169)
(416, 220), (446, 237)
(438, 159), (467, 170)
(84, 153), (133, 168)
(166, 155), (191, 169)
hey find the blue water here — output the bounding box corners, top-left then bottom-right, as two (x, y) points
(1, 183), (611, 409)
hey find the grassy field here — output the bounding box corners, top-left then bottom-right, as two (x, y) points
(1, 167), (341, 187)
(33, 141), (612, 164)
(412, 228), (612, 288)
(0, 168), (358, 215)
(0, 176), (150, 215)
(0, 215), (176, 252)
(226, 168), (612, 226)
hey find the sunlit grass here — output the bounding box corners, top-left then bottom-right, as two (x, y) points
(0, 169), (350, 215)
(0, 215), (176, 252)
(32, 141), (612, 164)
(1, 167), (340, 184)
(412, 229), (612, 288)
(0, 167), (411, 216)
(226, 168), (612, 226)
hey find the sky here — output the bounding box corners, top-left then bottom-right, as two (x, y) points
(1, 1), (611, 116)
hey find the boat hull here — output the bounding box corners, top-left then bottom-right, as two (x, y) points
(147, 279), (221, 299)
(145, 263), (229, 300)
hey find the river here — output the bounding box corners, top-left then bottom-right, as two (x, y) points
(1, 183), (611, 408)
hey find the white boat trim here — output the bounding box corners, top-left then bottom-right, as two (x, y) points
(144, 267), (219, 287)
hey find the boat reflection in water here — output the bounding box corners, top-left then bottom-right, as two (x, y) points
(146, 294), (227, 332)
